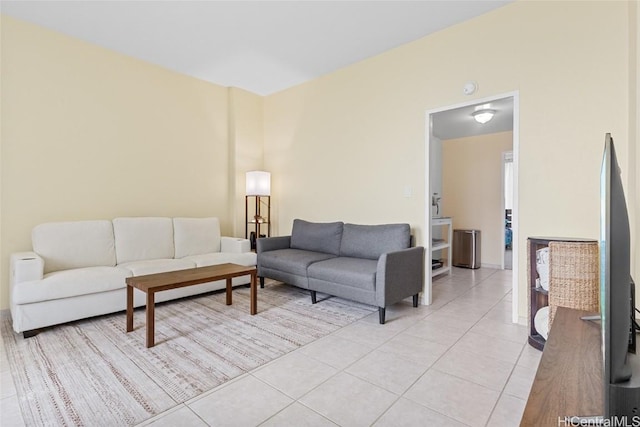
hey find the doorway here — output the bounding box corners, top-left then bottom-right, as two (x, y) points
(503, 151), (514, 270)
(424, 91), (520, 323)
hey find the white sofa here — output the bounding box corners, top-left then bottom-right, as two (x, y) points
(9, 217), (256, 335)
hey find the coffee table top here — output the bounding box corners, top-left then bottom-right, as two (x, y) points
(125, 263), (256, 292)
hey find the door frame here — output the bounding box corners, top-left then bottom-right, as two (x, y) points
(424, 91), (520, 323)
(501, 150), (514, 270)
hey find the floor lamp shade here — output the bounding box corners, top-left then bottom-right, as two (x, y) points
(246, 171), (271, 196)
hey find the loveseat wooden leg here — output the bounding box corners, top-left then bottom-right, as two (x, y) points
(378, 307), (386, 324)
(310, 290), (317, 304)
(23, 329), (41, 339)
(259, 277), (265, 289)
(413, 294), (419, 307)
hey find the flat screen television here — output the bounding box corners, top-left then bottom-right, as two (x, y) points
(600, 133), (639, 422)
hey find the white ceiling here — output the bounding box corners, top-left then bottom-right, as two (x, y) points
(432, 96), (514, 140)
(1, 1), (515, 139)
(1, 0), (513, 96)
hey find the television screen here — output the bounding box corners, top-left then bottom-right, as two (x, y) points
(599, 133), (639, 420)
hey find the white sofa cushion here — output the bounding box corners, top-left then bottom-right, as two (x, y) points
(118, 259), (197, 276)
(32, 221), (116, 274)
(113, 217), (174, 264)
(173, 217), (221, 258)
(183, 252), (257, 268)
(13, 266), (131, 304)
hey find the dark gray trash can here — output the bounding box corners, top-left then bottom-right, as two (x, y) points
(453, 229), (481, 269)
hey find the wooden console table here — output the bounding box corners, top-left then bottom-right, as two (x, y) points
(521, 307), (603, 426)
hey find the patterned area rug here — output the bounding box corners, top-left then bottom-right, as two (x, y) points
(1, 283), (374, 426)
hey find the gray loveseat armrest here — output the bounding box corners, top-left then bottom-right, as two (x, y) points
(257, 236), (291, 254)
(256, 236), (292, 288)
(375, 246), (425, 309)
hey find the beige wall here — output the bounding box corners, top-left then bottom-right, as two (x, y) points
(442, 132), (513, 267)
(0, 15), (4, 314)
(1, 1), (638, 317)
(264, 1), (635, 318)
(228, 88), (265, 238)
(0, 16), (232, 309)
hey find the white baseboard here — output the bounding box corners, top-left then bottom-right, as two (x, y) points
(481, 263), (501, 269)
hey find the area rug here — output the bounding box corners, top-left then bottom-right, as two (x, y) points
(1, 284), (375, 426)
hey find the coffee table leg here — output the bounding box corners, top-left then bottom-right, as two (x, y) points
(250, 270), (257, 315)
(126, 285), (133, 332)
(226, 278), (232, 305)
(146, 291), (155, 348)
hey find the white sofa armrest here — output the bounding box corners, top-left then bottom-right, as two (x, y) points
(221, 237), (251, 254)
(10, 252), (44, 285)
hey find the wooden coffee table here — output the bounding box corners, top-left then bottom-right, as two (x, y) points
(126, 263), (257, 348)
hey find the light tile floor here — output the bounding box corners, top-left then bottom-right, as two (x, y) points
(0, 267), (541, 427)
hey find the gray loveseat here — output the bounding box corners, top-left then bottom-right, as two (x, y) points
(257, 219), (425, 324)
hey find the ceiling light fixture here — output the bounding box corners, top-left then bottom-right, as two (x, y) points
(472, 109), (496, 124)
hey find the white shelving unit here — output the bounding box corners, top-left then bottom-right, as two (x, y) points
(431, 217), (453, 277)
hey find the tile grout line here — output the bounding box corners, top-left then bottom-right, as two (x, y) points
(250, 290), (455, 425)
(482, 337), (532, 427)
(386, 268), (518, 426)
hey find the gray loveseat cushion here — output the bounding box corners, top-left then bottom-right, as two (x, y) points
(340, 223), (411, 260)
(290, 219), (344, 256)
(308, 257), (377, 291)
(259, 248), (336, 277)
